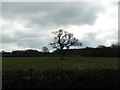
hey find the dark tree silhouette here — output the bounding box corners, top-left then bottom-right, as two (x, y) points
(111, 44), (119, 48)
(97, 45), (107, 48)
(49, 29), (82, 60)
(42, 47), (49, 53)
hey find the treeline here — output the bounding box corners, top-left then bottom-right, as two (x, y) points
(1, 45), (120, 57)
(54, 44), (119, 57)
(1, 49), (51, 57)
(60, 47), (119, 57)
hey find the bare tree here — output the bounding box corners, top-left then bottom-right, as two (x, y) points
(49, 29), (82, 60)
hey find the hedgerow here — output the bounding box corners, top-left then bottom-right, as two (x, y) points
(2, 68), (120, 89)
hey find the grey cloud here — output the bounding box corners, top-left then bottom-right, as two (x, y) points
(2, 30), (53, 51)
(81, 29), (118, 48)
(3, 2), (115, 51)
(81, 33), (98, 47)
(2, 2), (104, 27)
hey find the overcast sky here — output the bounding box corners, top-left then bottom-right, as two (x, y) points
(1, 1), (119, 52)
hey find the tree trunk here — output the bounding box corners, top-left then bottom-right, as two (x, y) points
(60, 49), (64, 60)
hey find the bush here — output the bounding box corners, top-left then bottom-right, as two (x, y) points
(2, 68), (120, 89)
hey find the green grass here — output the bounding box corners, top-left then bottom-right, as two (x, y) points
(2, 57), (119, 71)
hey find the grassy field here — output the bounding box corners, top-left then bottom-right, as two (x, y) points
(2, 57), (119, 71)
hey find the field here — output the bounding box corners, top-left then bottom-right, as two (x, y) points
(2, 57), (119, 71)
(2, 57), (120, 88)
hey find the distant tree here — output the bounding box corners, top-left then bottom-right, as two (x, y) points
(97, 45), (107, 48)
(49, 29), (82, 60)
(25, 49), (40, 57)
(111, 44), (119, 48)
(42, 47), (49, 53)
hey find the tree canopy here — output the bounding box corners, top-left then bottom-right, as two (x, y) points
(49, 29), (82, 50)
